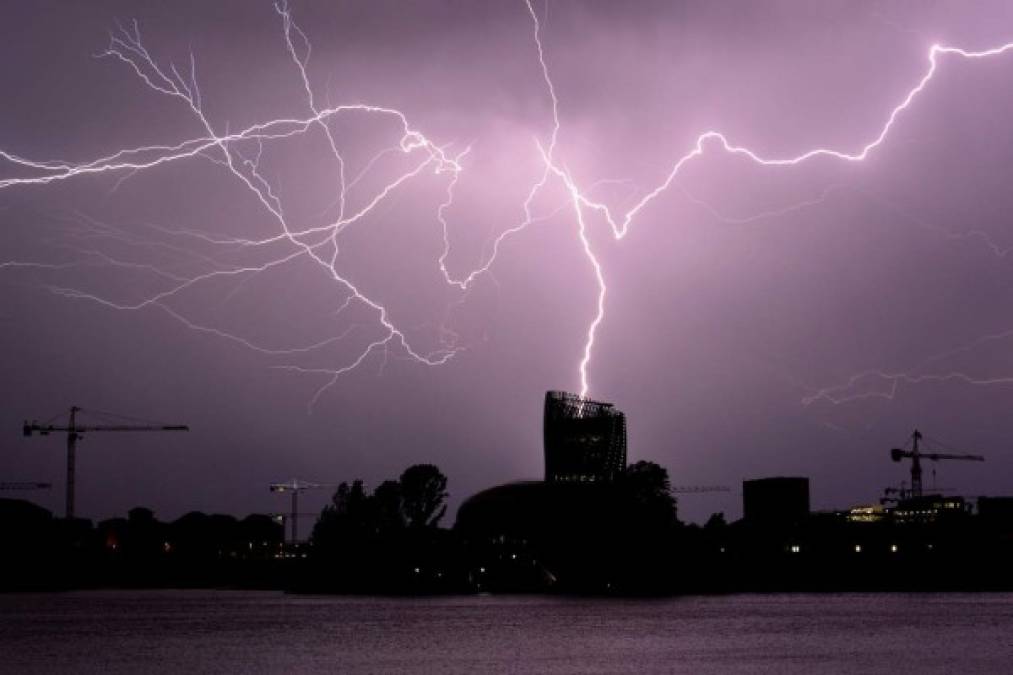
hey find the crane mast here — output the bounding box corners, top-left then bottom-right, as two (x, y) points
(23, 406), (189, 519)
(269, 480), (336, 544)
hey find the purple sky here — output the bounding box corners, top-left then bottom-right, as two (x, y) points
(3, 0), (1013, 524)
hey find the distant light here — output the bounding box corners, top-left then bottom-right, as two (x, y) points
(511, 554), (517, 560)
(890, 544), (898, 553)
(413, 567), (420, 574)
(854, 545), (862, 553)
(790, 545), (800, 554)
(479, 567), (486, 573)
(719, 547), (726, 554)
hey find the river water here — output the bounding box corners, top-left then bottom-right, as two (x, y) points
(1, 591), (1011, 673)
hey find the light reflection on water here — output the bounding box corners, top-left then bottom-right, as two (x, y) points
(1, 591), (1011, 674)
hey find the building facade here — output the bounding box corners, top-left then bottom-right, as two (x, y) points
(543, 390), (627, 483)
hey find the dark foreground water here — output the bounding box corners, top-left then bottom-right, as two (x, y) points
(1, 591), (1012, 674)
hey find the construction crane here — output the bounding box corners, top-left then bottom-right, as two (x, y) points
(0, 482), (52, 490)
(23, 406), (188, 519)
(269, 479), (336, 544)
(890, 429), (984, 499)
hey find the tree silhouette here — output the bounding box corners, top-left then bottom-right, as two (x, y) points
(373, 479), (405, 531)
(332, 480), (370, 518)
(307, 465), (456, 592)
(399, 464), (448, 528)
(312, 479), (373, 553)
(704, 512), (727, 531)
(624, 461), (673, 503)
(621, 460), (678, 526)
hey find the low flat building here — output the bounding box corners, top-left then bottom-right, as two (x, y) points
(742, 476), (810, 527)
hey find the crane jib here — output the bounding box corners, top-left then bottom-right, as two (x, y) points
(21, 407), (189, 519)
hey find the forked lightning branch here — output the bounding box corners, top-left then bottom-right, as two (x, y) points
(2, 0), (1013, 406)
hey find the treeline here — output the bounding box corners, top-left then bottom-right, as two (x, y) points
(303, 460), (1013, 595)
(1, 499), (284, 590)
(8, 461), (1013, 594)
(299, 460), (692, 594)
(299, 464), (464, 593)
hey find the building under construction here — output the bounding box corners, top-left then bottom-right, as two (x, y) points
(543, 390), (627, 483)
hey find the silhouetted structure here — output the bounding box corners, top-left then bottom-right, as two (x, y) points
(977, 496), (1013, 528)
(891, 494), (970, 523)
(269, 479), (336, 543)
(22, 406), (188, 519)
(543, 391), (626, 483)
(743, 477), (810, 526)
(890, 429), (984, 498)
(455, 461), (682, 594)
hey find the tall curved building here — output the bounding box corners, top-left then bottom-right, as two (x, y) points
(543, 391), (627, 482)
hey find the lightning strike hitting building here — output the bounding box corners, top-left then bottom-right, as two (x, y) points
(543, 391), (627, 483)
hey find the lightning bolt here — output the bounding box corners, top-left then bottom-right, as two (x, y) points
(676, 183), (843, 227)
(2, 10), (470, 410)
(3, 1), (1013, 409)
(436, 0), (561, 293)
(526, 33), (1013, 397)
(801, 326), (1013, 406)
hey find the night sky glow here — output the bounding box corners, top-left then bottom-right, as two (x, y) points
(3, 0), (1013, 522)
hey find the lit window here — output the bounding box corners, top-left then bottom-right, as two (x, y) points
(854, 545), (862, 553)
